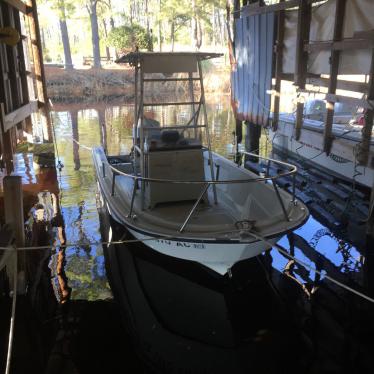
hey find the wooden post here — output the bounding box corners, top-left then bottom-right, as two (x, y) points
(245, 121), (261, 163)
(0, 103), (14, 173)
(233, 0), (243, 159)
(3, 175), (26, 293)
(26, 0), (53, 142)
(323, 0), (346, 155)
(294, 0), (311, 140)
(272, 0), (285, 131)
(357, 48), (374, 166)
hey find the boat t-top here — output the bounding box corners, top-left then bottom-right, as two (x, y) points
(93, 51), (309, 274)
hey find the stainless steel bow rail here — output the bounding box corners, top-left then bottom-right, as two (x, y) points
(104, 150), (298, 232)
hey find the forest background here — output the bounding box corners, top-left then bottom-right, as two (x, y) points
(38, 0), (232, 69)
(38, 0), (278, 69)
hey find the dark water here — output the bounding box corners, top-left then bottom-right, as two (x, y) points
(13, 96), (374, 373)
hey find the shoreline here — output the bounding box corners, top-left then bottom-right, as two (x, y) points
(45, 66), (231, 102)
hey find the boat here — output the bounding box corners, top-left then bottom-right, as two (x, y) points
(98, 211), (310, 374)
(269, 105), (374, 188)
(92, 52), (309, 275)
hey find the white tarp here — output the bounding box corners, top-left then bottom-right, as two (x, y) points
(282, 0), (374, 75)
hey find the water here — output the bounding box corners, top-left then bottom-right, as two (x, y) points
(48, 96), (237, 301)
(14, 96), (374, 372)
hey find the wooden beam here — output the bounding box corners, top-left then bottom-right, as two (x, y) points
(0, 103), (14, 173)
(241, 0), (323, 16)
(3, 100), (38, 132)
(325, 94), (374, 109)
(307, 77), (368, 93)
(278, 74), (368, 93)
(272, 0), (285, 131)
(305, 39), (374, 52)
(353, 30), (374, 41)
(323, 0), (346, 155)
(294, 0), (311, 140)
(2, 0), (29, 14)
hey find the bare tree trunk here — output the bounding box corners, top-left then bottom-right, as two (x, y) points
(102, 19), (111, 61)
(145, 0), (150, 34)
(212, 5), (217, 46)
(158, 0), (162, 51)
(170, 21), (175, 51)
(107, 4), (118, 59)
(191, 0), (202, 50)
(58, 2), (73, 69)
(191, 0), (197, 49)
(87, 0), (101, 68)
(197, 19), (202, 49)
(108, 0), (115, 29)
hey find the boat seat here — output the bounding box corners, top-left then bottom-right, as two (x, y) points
(147, 130), (202, 152)
(145, 147), (205, 208)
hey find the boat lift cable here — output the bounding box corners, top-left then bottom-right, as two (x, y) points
(0, 230), (373, 304)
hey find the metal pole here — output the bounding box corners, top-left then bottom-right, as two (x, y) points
(272, 182), (290, 221)
(139, 67), (145, 210)
(292, 173), (296, 203)
(197, 60), (217, 204)
(266, 159), (271, 178)
(133, 64), (139, 177)
(188, 72), (197, 138)
(111, 172), (117, 196)
(127, 178), (138, 218)
(179, 183), (209, 232)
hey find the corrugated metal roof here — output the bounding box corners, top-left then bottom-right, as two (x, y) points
(232, 13), (275, 126)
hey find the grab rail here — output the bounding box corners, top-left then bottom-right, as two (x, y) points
(103, 151), (298, 232)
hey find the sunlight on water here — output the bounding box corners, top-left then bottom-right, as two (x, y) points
(50, 96), (236, 300)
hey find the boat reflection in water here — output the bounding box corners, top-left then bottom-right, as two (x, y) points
(98, 202), (310, 374)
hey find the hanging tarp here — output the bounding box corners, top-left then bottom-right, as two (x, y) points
(283, 0), (374, 75)
(232, 12), (275, 126)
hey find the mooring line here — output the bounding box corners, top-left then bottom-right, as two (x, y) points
(72, 138), (93, 151)
(0, 230), (373, 304)
(0, 236), (177, 251)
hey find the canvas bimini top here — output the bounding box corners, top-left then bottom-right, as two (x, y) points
(116, 51), (223, 74)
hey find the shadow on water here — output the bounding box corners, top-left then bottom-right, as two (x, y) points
(1, 96), (374, 373)
(99, 205), (311, 374)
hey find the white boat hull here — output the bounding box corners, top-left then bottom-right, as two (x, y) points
(126, 226), (277, 275)
(94, 145), (308, 276)
(270, 118), (374, 188)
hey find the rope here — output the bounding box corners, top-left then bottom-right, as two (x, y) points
(5, 247), (17, 374)
(0, 235), (179, 251)
(1, 228), (372, 303)
(247, 230), (374, 304)
(72, 138), (93, 151)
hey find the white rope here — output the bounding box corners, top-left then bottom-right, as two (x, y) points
(72, 138), (93, 151)
(0, 235), (178, 251)
(5, 247), (17, 374)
